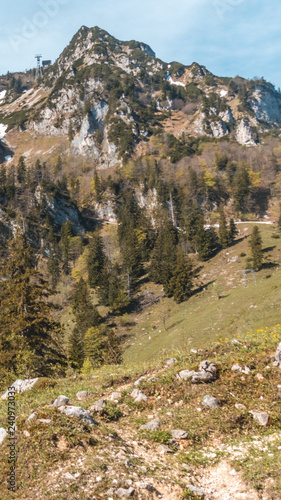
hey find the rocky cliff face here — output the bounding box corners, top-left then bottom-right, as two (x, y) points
(1, 26), (281, 166)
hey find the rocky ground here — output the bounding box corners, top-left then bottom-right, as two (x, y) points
(0, 333), (281, 499)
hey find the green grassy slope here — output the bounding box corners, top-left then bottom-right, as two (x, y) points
(121, 224), (281, 364)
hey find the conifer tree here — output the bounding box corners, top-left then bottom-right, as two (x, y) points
(107, 264), (130, 314)
(17, 156), (26, 186)
(68, 328), (84, 370)
(83, 326), (104, 367)
(87, 232), (106, 289)
(150, 218), (177, 287)
(196, 226), (219, 261)
(233, 166), (250, 213)
(228, 218), (238, 245)
(249, 225), (263, 270)
(47, 228), (61, 288)
(72, 277), (101, 334)
(0, 234), (66, 379)
(218, 204), (229, 248)
(61, 220), (73, 275)
(166, 249), (193, 302)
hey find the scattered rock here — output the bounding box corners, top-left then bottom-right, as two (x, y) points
(107, 488), (115, 495)
(110, 392), (122, 401)
(76, 390), (92, 401)
(166, 358), (176, 366)
(131, 389), (147, 402)
(38, 419), (52, 424)
(158, 444), (173, 454)
(171, 429), (188, 439)
(178, 360), (217, 383)
(231, 364), (251, 374)
(190, 349), (198, 354)
(136, 481), (153, 491)
(147, 377), (158, 382)
(140, 418), (160, 431)
(1, 378), (39, 400)
(249, 411), (269, 426)
(26, 412), (37, 423)
(0, 428), (8, 445)
(187, 484), (205, 498)
(52, 395), (70, 407)
(116, 486), (135, 497)
(255, 373), (264, 381)
(22, 430), (30, 437)
(63, 472), (76, 481)
(202, 395), (219, 408)
(134, 376), (146, 386)
(89, 399), (107, 412)
(235, 403), (246, 410)
(273, 342), (281, 368)
(59, 405), (97, 426)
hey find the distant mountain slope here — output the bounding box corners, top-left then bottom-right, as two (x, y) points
(1, 26), (281, 169)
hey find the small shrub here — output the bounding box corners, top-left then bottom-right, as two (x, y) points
(239, 252), (246, 257)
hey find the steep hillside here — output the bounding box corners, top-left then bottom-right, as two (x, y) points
(1, 26), (281, 171)
(0, 332), (280, 499)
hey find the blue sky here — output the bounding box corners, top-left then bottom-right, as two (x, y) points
(1, 0), (281, 88)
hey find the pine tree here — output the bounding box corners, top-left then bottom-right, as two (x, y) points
(0, 234), (66, 379)
(47, 228), (61, 288)
(150, 219), (177, 287)
(233, 166), (250, 213)
(72, 277), (101, 334)
(107, 264), (130, 314)
(17, 156), (26, 186)
(83, 327), (104, 367)
(61, 220), (73, 275)
(249, 225), (263, 270)
(166, 249), (193, 303)
(218, 204), (229, 248)
(87, 232), (106, 289)
(196, 226), (219, 261)
(228, 218), (238, 245)
(68, 328), (84, 369)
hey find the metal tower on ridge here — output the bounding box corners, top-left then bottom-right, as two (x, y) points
(35, 54), (42, 81)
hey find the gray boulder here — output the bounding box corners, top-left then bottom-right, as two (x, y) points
(89, 399), (107, 413)
(140, 418), (160, 431)
(158, 444), (173, 454)
(178, 360), (217, 383)
(53, 395), (70, 407)
(0, 428), (8, 445)
(110, 392), (122, 401)
(134, 376), (146, 386)
(136, 481), (153, 491)
(187, 485), (205, 498)
(273, 342), (281, 368)
(202, 395), (219, 408)
(231, 363), (251, 374)
(166, 358), (176, 366)
(76, 391), (92, 401)
(1, 378), (39, 400)
(60, 405), (96, 426)
(131, 389), (147, 402)
(116, 487), (135, 497)
(235, 403), (246, 410)
(171, 429), (188, 439)
(26, 412), (37, 423)
(249, 411), (269, 426)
